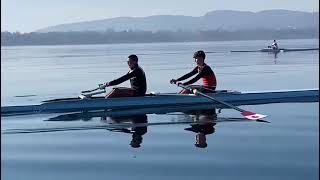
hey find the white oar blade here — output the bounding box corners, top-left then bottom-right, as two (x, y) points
(241, 111), (267, 120)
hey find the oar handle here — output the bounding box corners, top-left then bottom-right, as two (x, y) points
(81, 87), (99, 93)
(175, 83), (199, 94)
(81, 84), (106, 93)
(174, 82), (191, 91)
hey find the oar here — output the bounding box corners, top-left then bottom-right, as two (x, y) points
(80, 84), (106, 99)
(81, 84), (105, 93)
(14, 94), (37, 98)
(174, 83), (267, 121)
(81, 87), (100, 94)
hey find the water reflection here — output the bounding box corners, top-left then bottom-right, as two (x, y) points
(184, 109), (217, 148)
(103, 115), (148, 148)
(46, 104), (216, 122)
(265, 51), (279, 64)
(3, 106), (259, 149)
(273, 51), (279, 64)
(99, 108), (219, 148)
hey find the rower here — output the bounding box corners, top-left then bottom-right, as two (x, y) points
(271, 40), (278, 50)
(102, 54), (147, 98)
(170, 50), (217, 94)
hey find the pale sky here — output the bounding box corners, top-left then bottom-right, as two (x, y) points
(1, 0), (319, 33)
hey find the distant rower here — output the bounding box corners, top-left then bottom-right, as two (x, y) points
(170, 50), (217, 94)
(270, 40), (278, 50)
(102, 54), (147, 98)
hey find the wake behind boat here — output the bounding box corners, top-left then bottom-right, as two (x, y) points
(2, 88), (318, 116)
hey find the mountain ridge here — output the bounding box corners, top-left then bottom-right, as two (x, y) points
(33, 9), (318, 32)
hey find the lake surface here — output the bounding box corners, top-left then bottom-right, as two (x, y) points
(1, 39), (319, 180)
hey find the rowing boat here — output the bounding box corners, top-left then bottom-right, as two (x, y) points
(1, 89), (318, 116)
(281, 48), (319, 52)
(230, 48), (319, 53)
(260, 48), (281, 53)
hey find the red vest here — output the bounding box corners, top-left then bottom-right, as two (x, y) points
(198, 66), (217, 87)
(202, 75), (216, 87)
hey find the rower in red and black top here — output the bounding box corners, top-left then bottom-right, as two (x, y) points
(102, 54), (147, 98)
(170, 50), (217, 94)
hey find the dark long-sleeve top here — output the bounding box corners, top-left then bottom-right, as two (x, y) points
(176, 64), (217, 87)
(108, 65), (147, 96)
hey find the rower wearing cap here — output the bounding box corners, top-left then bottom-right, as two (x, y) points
(170, 50), (217, 94)
(102, 54), (147, 98)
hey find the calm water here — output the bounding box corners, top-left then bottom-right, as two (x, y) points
(1, 39), (319, 180)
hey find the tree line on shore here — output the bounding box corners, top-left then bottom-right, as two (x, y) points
(1, 28), (318, 46)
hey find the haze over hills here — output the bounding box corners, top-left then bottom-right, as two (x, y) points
(2, 9), (318, 46)
(36, 10), (319, 32)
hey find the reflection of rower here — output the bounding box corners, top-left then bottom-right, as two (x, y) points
(184, 109), (217, 148)
(105, 114), (148, 148)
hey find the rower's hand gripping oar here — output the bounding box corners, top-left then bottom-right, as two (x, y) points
(173, 83), (268, 121)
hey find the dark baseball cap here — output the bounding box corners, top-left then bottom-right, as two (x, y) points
(193, 50), (206, 59)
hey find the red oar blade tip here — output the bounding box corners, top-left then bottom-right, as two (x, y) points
(241, 111), (268, 121)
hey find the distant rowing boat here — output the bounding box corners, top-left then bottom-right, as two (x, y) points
(1, 89), (318, 116)
(230, 48), (319, 53)
(280, 48), (319, 52)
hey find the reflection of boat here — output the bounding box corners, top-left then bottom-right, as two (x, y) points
(2, 89), (318, 116)
(46, 104), (218, 121)
(230, 48), (319, 53)
(3, 107), (230, 148)
(2, 115), (249, 134)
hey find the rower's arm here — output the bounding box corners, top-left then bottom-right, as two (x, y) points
(176, 67), (197, 81)
(108, 71), (134, 86)
(182, 73), (201, 85)
(182, 66), (208, 85)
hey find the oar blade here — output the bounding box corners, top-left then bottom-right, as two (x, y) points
(241, 111), (267, 121)
(174, 83), (268, 121)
